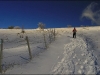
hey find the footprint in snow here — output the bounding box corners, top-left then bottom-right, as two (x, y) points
(83, 59), (88, 64)
(78, 59), (81, 61)
(80, 65), (84, 69)
(81, 53), (85, 56)
(73, 54), (76, 58)
(75, 62), (78, 65)
(78, 70), (82, 74)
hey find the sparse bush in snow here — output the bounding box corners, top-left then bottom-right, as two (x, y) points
(8, 26), (14, 29)
(43, 32), (48, 48)
(14, 26), (21, 29)
(47, 28), (56, 43)
(21, 27), (25, 34)
(16, 26), (26, 38)
(38, 22), (45, 30)
(67, 25), (72, 28)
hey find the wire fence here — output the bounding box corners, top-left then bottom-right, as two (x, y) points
(0, 28), (57, 73)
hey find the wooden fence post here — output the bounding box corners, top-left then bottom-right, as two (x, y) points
(48, 29), (51, 44)
(26, 36), (32, 60)
(51, 29), (53, 42)
(43, 33), (47, 49)
(54, 28), (56, 41)
(49, 33), (51, 43)
(0, 39), (3, 73)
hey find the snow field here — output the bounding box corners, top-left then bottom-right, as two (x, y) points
(52, 33), (97, 74)
(0, 29), (55, 72)
(0, 26), (100, 74)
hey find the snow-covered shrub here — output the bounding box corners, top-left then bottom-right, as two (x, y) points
(13, 26), (21, 29)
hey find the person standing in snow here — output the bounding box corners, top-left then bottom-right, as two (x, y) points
(72, 27), (77, 38)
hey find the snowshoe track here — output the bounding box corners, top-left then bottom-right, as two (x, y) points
(52, 36), (97, 74)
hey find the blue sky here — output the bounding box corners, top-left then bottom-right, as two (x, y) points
(0, 1), (100, 29)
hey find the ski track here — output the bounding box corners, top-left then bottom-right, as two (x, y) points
(52, 35), (97, 74)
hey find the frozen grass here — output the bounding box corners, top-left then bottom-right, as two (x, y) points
(0, 26), (100, 74)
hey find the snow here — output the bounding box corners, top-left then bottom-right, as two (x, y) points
(0, 26), (100, 74)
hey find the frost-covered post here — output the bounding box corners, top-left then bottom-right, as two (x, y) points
(53, 28), (56, 41)
(0, 39), (3, 73)
(48, 29), (52, 44)
(43, 32), (47, 49)
(26, 36), (32, 60)
(51, 29), (54, 41)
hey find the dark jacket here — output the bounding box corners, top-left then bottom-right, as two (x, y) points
(73, 28), (77, 33)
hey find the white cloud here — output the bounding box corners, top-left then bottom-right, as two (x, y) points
(81, 2), (100, 25)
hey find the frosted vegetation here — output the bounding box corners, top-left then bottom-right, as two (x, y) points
(0, 26), (100, 74)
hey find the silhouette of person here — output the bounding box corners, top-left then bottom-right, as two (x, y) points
(72, 27), (77, 38)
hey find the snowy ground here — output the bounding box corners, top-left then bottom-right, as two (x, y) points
(0, 26), (100, 74)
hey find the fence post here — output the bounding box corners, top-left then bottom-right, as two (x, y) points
(48, 29), (51, 44)
(49, 33), (51, 43)
(51, 29), (53, 42)
(54, 28), (56, 41)
(0, 39), (3, 73)
(43, 32), (47, 49)
(26, 36), (32, 60)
